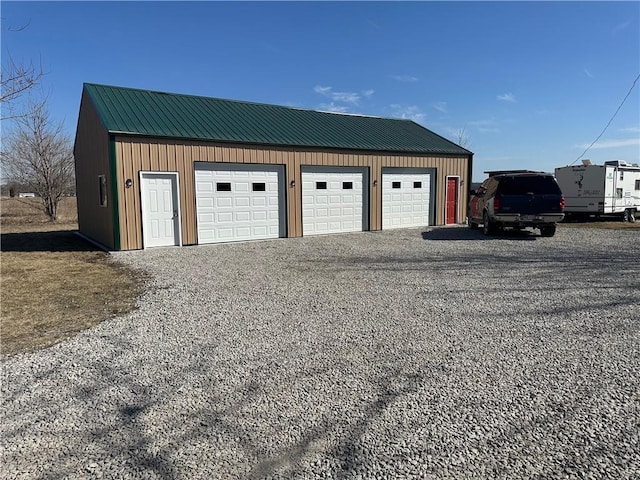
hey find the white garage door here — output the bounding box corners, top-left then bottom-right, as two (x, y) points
(302, 169), (366, 236)
(382, 171), (431, 229)
(195, 163), (284, 244)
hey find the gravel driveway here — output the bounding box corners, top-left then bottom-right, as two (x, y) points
(2, 226), (639, 479)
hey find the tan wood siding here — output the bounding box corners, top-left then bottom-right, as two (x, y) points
(113, 137), (469, 250)
(73, 92), (114, 249)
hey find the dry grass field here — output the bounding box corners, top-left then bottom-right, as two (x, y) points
(560, 218), (640, 229)
(1, 197), (145, 357)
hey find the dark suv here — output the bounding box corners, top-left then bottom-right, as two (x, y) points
(468, 171), (565, 237)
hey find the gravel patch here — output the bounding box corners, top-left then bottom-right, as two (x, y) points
(2, 226), (639, 479)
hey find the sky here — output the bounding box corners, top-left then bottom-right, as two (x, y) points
(2, 1), (639, 181)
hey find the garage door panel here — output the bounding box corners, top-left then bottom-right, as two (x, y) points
(302, 169), (365, 236)
(217, 228), (233, 239)
(197, 182), (213, 193)
(215, 197), (231, 208)
(382, 172), (431, 230)
(195, 164), (283, 244)
(199, 197), (214, 208)
(234, 211), (250, 222)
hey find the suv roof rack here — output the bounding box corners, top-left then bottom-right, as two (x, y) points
(484, 169), (549, 177)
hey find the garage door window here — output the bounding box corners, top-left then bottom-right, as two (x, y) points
(252, 182), (266, 192)
(414, 181), (422, 188)
(316, 182), (327, 190)
(392, 182), (401, 189)
(217, 182), (231, 192)
(343, 182), (353, 189)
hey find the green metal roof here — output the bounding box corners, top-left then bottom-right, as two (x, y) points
(84, 83), (472, 155)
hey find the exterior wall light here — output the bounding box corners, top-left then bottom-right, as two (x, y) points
(290, 180), (295, 188)
(125, 178), (133, 188)
(373, 179), (378, 187)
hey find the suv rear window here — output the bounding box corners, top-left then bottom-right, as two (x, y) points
(497, 176), (561, 195)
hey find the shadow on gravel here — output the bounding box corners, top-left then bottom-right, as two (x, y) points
(422, 227), (538, 241)
(2, 324), (435, 480)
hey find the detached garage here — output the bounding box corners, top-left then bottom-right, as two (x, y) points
(74, 83), (472, 250)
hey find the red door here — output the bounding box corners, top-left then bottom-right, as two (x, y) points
(446, 177), (458, 224)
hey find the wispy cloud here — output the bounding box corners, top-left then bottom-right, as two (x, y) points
(497, 93), (516, 103)
(575, 138), (640, 149)
(432, 102), (448, 114)
(314, 85), (332, 96)
(469, 118), (500, 134)
(612, 20), (631, 36)
(313, 85), (373, 106)
(390, 104), (426, 123)
(390, 75), (418, 83)
(332, 92), (360, 104)
(583, 68), (594, 78)
(317, 102), (349, 113)
(618, 125), (640, 133)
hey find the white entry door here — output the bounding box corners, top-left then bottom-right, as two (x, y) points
(301, 168), (366, 236)
(194, 163), (285, 244)
(382, 170), (431, 229)
(140, 172), (181, 248)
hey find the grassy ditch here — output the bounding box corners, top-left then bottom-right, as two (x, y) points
(1, 197), (145, 357)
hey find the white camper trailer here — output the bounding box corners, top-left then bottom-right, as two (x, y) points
(554, 160), (640, 222)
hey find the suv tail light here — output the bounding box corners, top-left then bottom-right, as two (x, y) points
(560, 196), (565, 210)
(493, 197), (500, 212)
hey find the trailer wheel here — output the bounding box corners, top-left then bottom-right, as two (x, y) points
(540, 225), (557, 237)
(624, 209), (636, 223)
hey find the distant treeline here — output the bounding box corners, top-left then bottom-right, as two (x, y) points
(0, 183), (75, 197)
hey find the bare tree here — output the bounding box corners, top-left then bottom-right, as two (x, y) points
(454, 126), (471, 149)
(2, 101), (75, 221)
(1, 23), (45, 120)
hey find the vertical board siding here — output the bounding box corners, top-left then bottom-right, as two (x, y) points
(114, 136), (469, 249)
(73, 92), (114, 249)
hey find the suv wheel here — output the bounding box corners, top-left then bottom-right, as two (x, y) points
(540, 225), (556, 237)
(482, 211), (496, 236)
(467, 216), (479, 230)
